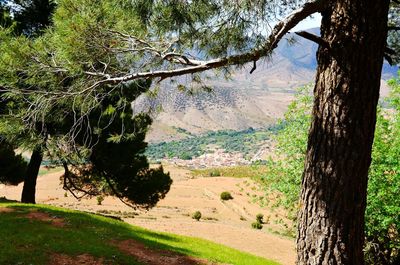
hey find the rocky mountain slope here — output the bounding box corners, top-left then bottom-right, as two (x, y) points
(133, 29), (398, 143)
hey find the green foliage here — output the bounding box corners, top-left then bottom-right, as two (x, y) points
(96, 195), (104, 206)
(264, 80), (400, 263)
(0, 1), (172, 208)
(0, 3), (13, 29)
(388, 3), (400, 65)
(262, 85), (312, 217)
(220, 191), (233, 201)
(256, 214), (264, 224)
(65, 82), (172, 209)
(364, 74), (400, 265)
(146, 127), (276, 161)
(0, 139), (27, 185)
(192, 211), (202, 221)
(129, 1), (300, 59)
(251, 221), (263, 230)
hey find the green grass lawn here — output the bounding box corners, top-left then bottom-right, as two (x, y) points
(0, 201), (280, 265)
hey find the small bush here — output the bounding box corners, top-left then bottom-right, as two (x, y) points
(96, 195), (104, 205)
(192, 211), (202, 221)
(209, 170), (221, 177)
(180, 152), (192, 160)
(220, 191), (233, 200)
(256, 213), (264, 224)
(251, 222), (263, 230)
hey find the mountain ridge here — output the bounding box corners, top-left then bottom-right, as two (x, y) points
(135, 28), (398, 143)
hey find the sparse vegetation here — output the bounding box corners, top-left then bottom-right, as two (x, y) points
(220, 191), (233, 201)
(193, 165), (270, 179)
(203, 216), (219, 221)
(96, 210), (138, 219)
(209, 170), (221, 177)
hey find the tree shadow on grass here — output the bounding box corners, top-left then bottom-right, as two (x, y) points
(0, 196), (18, 203)
(0, 202), (218, 264)
(0, 202), (276, 265)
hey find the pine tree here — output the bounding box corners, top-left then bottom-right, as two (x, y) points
(0, 0), (172, 207)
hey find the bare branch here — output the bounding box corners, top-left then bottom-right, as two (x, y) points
(295, 31), (330, 48)
(250, 60), (257, 74)
(83, 0), (328, 88)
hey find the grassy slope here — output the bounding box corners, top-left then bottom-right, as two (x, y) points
(0, 202), (280, 265)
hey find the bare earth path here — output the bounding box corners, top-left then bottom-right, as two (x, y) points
(0, 165), (295, 265)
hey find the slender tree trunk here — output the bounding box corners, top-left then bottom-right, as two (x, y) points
(296, 1), (390, 264)
(21, 145), (43, 204)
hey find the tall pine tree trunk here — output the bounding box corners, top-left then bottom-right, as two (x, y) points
(296, 1), (390, 264)
(21, 145), (43, 204)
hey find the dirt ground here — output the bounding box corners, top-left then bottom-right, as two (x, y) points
(0, 164), (295, 265)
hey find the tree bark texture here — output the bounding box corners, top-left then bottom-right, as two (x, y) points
(21, 145), (43, 204)
(296, 1), (390, 264)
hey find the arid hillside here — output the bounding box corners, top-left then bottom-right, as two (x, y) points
(1, 166), (296, 265)
(136, 29), (397, 143)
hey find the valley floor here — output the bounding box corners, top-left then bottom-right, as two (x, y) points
(0, 164), (295, 265)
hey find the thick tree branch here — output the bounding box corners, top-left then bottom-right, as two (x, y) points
(250, 60), (257, 74)
(295, 31), (330, 48)
(86, 0), (328, 87)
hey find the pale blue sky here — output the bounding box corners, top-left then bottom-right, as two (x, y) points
(292, 13), (321, 31)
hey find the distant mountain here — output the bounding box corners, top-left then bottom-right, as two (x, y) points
(135, 28), (398, 143)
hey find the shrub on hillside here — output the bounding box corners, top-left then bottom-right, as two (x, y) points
(97, 195), (104, 205)
(220, 191), (233, 201)
(256, 213), (264, 224)
(251, 221), (263, 230)
(192, 211), (202, 221)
